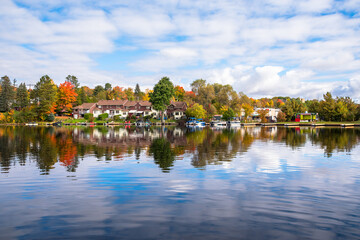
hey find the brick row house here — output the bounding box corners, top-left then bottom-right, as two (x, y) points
(73, 100), (187, 120)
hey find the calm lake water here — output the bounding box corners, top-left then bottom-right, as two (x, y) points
(1, 126), (360, 239)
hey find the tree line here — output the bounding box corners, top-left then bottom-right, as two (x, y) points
(0, 74), (360, 123)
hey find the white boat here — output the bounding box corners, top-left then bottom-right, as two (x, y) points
(25, 122), (38, 126)
(211, 121), (227, 127)
(227, 121), (241, 127)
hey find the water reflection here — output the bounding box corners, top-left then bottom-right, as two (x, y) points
(1, 126), (360, 174)
(1, 126), (360, 239)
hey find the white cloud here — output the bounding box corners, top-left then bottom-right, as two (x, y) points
(0, 0), (359, 99)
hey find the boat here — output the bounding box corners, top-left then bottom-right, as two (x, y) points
(227, 118), (241, 127)
(210, 121), (227, 127)
(52, 122), (63, 126)
(186, 117), (197, 126)
(25, 122), (38, 126)
(136, 120), (151, 127)
(195, 119), (206, 127)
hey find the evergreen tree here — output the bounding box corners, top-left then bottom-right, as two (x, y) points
(32, 75), (58, 120)
(16, 83), (29, 109)
(0, 76), (15, 112)
(134, 83), (143, 100)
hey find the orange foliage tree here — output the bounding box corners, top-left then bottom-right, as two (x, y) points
(174, 85), (185, 101)
(112, 86), (127, 100)
(57, 81), (78, 113)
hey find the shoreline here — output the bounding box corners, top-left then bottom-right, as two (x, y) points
(1, 122), (360, 128)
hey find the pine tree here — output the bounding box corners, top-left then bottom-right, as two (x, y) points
(16, 83), (29, 109)
(32, 75), (58, 120)
(0, 76), (15, 112)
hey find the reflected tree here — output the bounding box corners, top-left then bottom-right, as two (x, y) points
(149, 138), (175, 172)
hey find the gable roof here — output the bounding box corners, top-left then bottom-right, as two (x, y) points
(97, 100), (127, 106)
(73, 103), (96, 109)
(138, 101), (152, 106)
(170, 101), (187, 108)
(124, 101), (137, 107)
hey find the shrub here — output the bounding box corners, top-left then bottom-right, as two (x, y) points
(46, 113), (55, 122)
(84, 113), (93, 120)
(97, 113), (108, 121)
(113, 115), (121, 121)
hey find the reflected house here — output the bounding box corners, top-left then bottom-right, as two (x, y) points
(73, 103), (97, 119)
(72, 100), (187, 119)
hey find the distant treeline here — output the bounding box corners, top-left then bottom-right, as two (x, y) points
(0, 75), (359, 123)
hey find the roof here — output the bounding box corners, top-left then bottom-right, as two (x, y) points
(138, 101), (152, 106)
(73, 103), (96, 109)
(93, 107), (101, 111)
(170, 101), (187, 108)
(124, 101), (137, 107)
(97, 100), (127, 106)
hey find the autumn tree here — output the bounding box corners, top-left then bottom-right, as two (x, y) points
(125, 88), (135, 101)
(149, 77), (175, 122)
(112, 86), (127, 100)
(16, 83), (29, 109)
(242, 103), (253, 122)
(0, 76), (15, 112)
(174, 85), (185, 101)
(257, 109), (269, 123)
(185, 103), (206, 119)
(276, 111), (287, 122)
(57, 81), (78, 114)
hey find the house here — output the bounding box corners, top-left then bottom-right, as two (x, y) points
(97, 100), (128, 118)
(73, 103), (97, 119)
(295, 112), (318, 122)
(166, 102), (187, 120)
(73, 100), (187, 120)
(252, 108), (281, 122)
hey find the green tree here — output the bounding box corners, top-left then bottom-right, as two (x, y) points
(320, 92), (336, 121)
(31, 75), (58, 120)
(65, 75), (80, 90)
(222, 107), (235, 121)
(185, 103), (207, 119)
(16, 83), (29, 109)
(134, 83), (144, 100)
(190, 79), (206, 95)
(281, 98), (306, 121)
(0, 76), (15, 112)
(105, 83), (112, 91)
(335, 100), (348, 122)
(93, 85), (105, 96)
(125, 87), (135, 101)
(149, 77), (175, 123)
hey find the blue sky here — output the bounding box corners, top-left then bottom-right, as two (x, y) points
(0, 0), (359, 99)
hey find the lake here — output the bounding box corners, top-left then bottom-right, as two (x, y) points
(1, 126), (360, 239)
